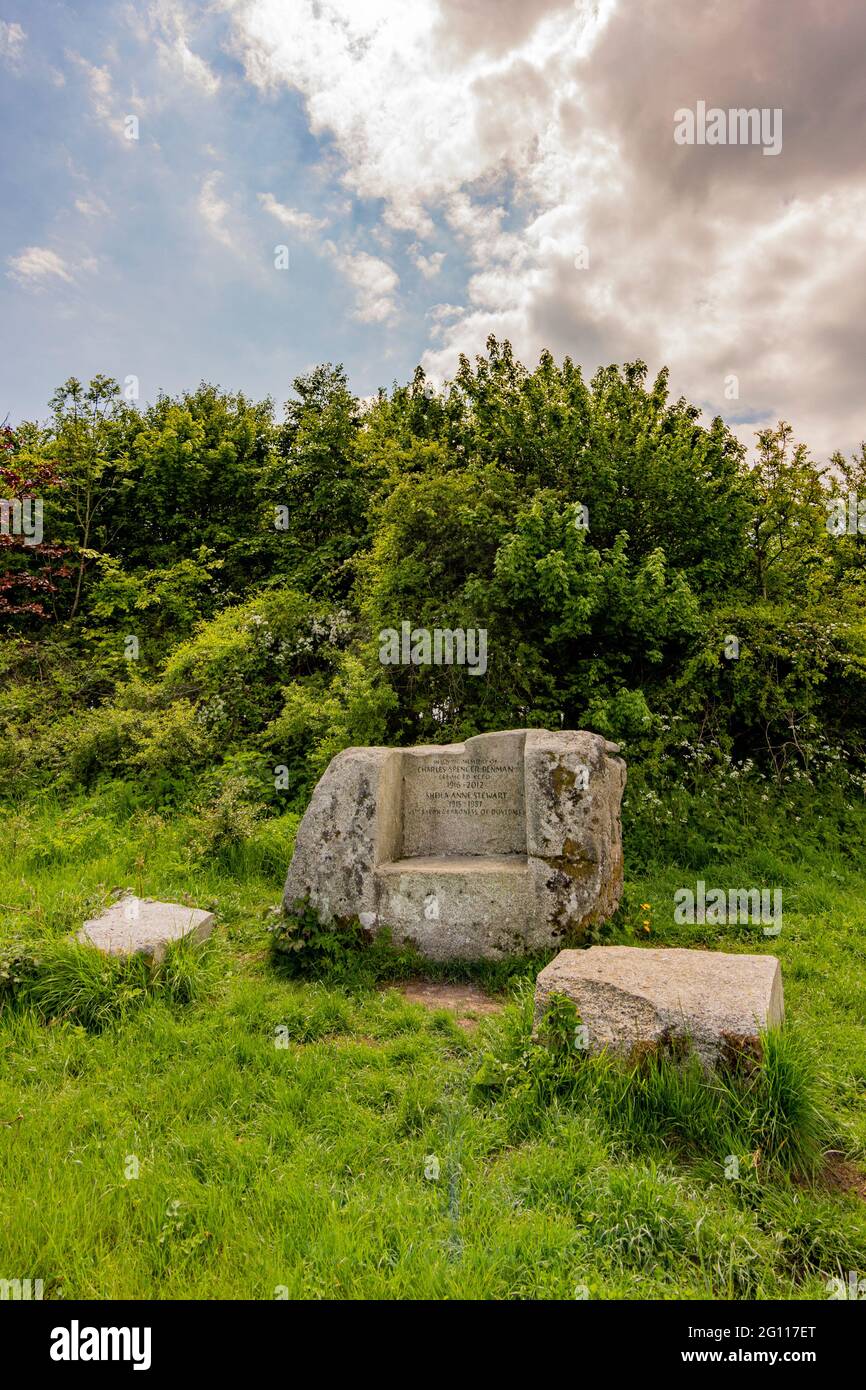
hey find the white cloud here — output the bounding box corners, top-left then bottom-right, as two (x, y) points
(123, 1), (220, 93)
(172, 37), (220, 94)
(201, 170), (389, 312)
(229, 0), (866, 459)
(65, 49), (142, 147)
(199, 171), (240, 251)
(409, 244), (445, 279)
(429, 302), (464, 321)
(324, 243), (400, 323)
(75, 194), (110, 218)
(231, 0), (515, 232)
(259, 189), (397, 320)
(7, 247), (74, 287)
(258, 193), (328, 238)
(0, 19), (25, 68)
(67, 51), (116, 122)
(153, 0), (221, 95)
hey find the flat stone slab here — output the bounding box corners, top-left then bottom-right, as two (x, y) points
(76, 897), (215, 962)
(534, 946), (783, 1068)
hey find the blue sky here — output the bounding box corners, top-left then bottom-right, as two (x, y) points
(1, 1), (459, 421)
(2, 1), (865, 460)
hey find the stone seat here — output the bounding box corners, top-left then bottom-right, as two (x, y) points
(283, 729), (626, 960)
(373, 852), (535, 957)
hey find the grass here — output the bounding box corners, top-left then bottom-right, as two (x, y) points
(0, 778), (865, 1299)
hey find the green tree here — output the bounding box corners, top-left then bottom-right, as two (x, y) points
(261, 364), (371, 598)
(47, 376), (134, 619)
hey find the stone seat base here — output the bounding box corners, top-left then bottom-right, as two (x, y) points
(372, 854), (534, 961)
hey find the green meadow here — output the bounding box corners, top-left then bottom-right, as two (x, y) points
(1, 778), (864, 1301)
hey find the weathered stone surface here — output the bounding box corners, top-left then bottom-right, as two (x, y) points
(76, 897), (215, 962)
(376, 853), (535, 960)
(534, 946), (784, 1067)
(525, 728), (626, 943)
(401, 732), (525, 857)
(282, 728), (626, 961)
(282, 747), (401, 924)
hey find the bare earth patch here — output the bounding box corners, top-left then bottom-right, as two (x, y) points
(390, 981), (504, 1031)
(792, 1152), (866, 1202)
(819, 1153), (866, 1201)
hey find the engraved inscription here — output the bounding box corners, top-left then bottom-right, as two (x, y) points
(401, 750), (525, 857)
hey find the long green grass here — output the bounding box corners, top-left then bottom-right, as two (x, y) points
(0, 782), (864, 1299)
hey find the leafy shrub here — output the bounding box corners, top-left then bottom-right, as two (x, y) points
(0, 937), (41, 1008)
(188, 774), (263, 864)
(268, 898), (371, 976)
(535, 992), (585, 1058)
(266, 900), (434, 988)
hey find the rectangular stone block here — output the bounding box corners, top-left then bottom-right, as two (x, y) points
(77, 897), (215, 962)
(534, 946), (784, 1067)
(375, 853), (533, 960)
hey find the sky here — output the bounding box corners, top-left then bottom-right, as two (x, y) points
(2, 0), (865, 460)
